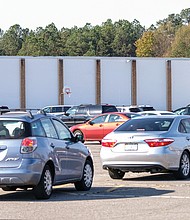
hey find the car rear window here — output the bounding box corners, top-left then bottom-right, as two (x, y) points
(116, 118), (174, 132)
(0, 120), (28, 139)
(102, 105), (118, 113)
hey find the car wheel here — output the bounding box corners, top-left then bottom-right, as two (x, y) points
(2, 186), (17, 191)
(74, 160), (93, 191)
(108, 168), (125, 179)
(33, 165), (53, 200)
(173, 151), (190, 180)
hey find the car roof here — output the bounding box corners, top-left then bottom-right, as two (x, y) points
(140, 110), (175, 115)
(0, 111), (52, 122)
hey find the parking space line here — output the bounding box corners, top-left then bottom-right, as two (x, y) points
(106, 185), (126, 192)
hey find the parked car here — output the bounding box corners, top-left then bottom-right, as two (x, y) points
(60, 104), (118, 127)
(70, 112), (141, 142)
(41, 105), (73, 116)
(116, 105), (155, 113)
(0, 110), (94, 199)
(100, 115), (190, 180)
(139, 110), (175, 116)
(0, 105), (9, 115)
(173, 105), (190, 115)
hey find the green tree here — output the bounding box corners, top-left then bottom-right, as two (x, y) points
(112, 19), (144, 57)
(96, 19), (115, 56)
(169, 25), (190, 57)
(1, 24), (29, 55)
(19, 23), (63, 56)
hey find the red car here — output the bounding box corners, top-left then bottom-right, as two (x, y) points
(70, 112), (140, 142)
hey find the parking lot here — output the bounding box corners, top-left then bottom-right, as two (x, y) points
(0, 141), (190, 219)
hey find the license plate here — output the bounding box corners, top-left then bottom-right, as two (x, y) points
(125, 143), (138, 151)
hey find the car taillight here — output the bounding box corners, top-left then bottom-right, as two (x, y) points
(102, 139), (117, 148)
(20, 137), (37, 153)
(144, 138), (174, 147)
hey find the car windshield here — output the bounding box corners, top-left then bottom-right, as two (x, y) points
(115, 118), (174, 132)
(66, 106), (77, 115)
(0, 120), (27, 139)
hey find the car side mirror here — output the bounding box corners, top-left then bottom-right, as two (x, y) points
(74, 134), (84, 143)
(89, 121), (94, 125)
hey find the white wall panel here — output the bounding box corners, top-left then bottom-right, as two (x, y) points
(1, 57), (190, 111)
(101, 59), (131, 105)
(136, 59), (166, 110)
(172, 60), (190, 110)
(0, 58), (20, 108)
(63, 58), (96, 105)
(25, 58), (58, 108)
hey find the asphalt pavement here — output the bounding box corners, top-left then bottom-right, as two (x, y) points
(1, 142), (190, 220)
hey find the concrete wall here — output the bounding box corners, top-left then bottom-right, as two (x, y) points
(0, 56), (190, 111)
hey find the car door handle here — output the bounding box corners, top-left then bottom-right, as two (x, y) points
(50, 143), (55, 148)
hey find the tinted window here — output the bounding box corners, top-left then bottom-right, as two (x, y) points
(102, 105), (117, 113)
(129, 107), (140, 112)
(124, 113), (141, 118)
(89, 105), (101, 114)
(0, 120), (27, 139)
(52, 107), (63, 113)
(116, 118), (174, 132)
(76, 106), (87, 114)
(140, 107), (155, 111)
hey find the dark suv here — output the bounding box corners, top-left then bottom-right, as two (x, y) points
(60, 104), (118, 127)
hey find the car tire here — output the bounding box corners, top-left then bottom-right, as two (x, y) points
(108, 168), (125, 179)
(74, 160), (93, 191)
(173, 151), (190, 180)
(2, 186), (17, 191)
(33, 165), (53, 200)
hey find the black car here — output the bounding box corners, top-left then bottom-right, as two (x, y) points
(0, 106), (9, 115)
(60, 104), (118, 127)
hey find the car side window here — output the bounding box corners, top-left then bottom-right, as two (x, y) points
(43, 107), (51, 113)
(91, 115), (107, 124)
(179, 119), (190, 133)
(52, 119), (72, 140)
(108, 114), (122, 122)
(31, 120), (46, 137)
(76, 106), (87, 115)
(41, 118), (58, 139)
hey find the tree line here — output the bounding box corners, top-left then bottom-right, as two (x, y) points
(0, 8), (190, 57)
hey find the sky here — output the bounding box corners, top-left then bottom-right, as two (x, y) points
(1, 0), (190, 31)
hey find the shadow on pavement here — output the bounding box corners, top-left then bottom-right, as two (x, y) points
(122, 173), (189, 181)
(0, 185), (174, 202)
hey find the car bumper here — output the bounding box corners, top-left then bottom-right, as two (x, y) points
(0, 158), (44, 187)
(100, 147), (180, 172)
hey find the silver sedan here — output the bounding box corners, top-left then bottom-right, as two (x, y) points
(100, 115), (190, 180)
